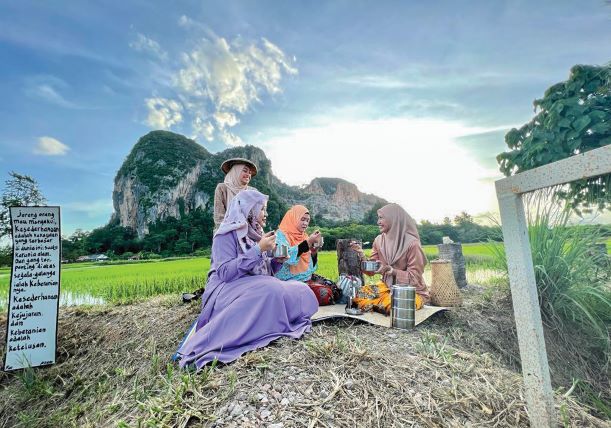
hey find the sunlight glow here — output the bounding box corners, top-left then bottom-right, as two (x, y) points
(259, 118), (502, 221)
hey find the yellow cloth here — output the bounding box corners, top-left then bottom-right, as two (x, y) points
(352, 280), (423, 314)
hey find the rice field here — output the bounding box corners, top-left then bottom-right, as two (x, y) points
(0, 258), (209, 310)
(0, 246), (516, 310)
(1, 239), (608, 310)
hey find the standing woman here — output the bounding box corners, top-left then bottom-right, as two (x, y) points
(175, 190), (318, 369)
(352, 203), (429, 312)
(182, 158), (258, 303)
(213, 158), (258, 232)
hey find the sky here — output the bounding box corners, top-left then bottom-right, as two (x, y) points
(0, 1), (610, 236)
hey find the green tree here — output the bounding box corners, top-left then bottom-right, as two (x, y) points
(0, 245), (11, 266)
(0, 171), (47, 238)
(497, 64), (611, 212)
(363, 201), (386, 225)
(453, 211), (474, 225)
(61, 229), (90, 261)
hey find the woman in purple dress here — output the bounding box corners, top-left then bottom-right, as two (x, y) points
(175, 190), (318, 369)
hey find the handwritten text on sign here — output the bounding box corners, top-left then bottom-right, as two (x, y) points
(3, 206), (61, 371)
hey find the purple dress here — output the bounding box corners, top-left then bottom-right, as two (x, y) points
(176, 231), (318, 369)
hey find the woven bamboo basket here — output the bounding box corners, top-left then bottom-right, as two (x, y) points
(430, 259), (462, 306)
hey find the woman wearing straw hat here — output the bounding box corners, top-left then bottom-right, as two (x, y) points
(213, 157), (258, 232)
(350, 203), (430, 313)
(182, 157), (258, 303)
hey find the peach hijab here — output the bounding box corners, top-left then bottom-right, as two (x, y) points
(278, 205), (311, 274)
(377, 203), (421, 266)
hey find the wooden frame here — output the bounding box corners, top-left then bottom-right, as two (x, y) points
(494, 145), (611, 427)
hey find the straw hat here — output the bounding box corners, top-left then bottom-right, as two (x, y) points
(220, 158), (258, 177)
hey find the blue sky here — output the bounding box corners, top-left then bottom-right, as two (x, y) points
(0, 1), (609, 235)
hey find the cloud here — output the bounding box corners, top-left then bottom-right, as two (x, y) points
(145, 97), (183, 129)
(142, 19), (297, 145)
(218, 129), (243, 147)
(129, 33), (168, 61)
(192, 116), (215, 141)
(24, 75), (79, 108)
(455, 128), (512, 169)
(213, 111), (239, 128)
(33, 136), (70, 156)
(338, 75), (416, 89)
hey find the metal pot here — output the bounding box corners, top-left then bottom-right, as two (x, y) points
(273, 244), (289, 258)
(391, 285), (416, 330)
(361, 260), (380, 272)
(312, 236), (324, 249)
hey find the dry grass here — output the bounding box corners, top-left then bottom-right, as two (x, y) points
(0, 294), (608, 427)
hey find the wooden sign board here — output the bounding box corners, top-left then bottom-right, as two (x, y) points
(3, 206), (61, 371)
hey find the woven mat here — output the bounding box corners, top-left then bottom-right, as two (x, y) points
(312, 304), (448, 328)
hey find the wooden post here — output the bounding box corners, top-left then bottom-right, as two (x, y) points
(497, 192), (555, 427)
(493, 145), (611, 428)
(336, 239), (364, 284)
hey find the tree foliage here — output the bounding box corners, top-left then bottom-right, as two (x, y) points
(0, 171), (47, 238)
(497, 64), (611, 212)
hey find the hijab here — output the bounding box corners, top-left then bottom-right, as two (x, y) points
(215, 189), (267, 253)
(223, 163), (251, 208)
(278, 205), (311, 274)
(377, 203), (421, 266)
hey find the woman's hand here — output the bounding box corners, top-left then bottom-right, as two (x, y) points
(349, 241), (365, 260)
(375, 264), (393, 275)
(307, 230), (321, 248)
(259, 231), (276, 252)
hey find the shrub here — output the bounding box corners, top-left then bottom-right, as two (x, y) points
(492, 194), (611, 356)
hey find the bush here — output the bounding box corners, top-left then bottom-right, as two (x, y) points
(193, 248), (211, 257)
(492, 195), (611, 356)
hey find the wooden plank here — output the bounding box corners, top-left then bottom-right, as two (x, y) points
(496, 145), (611, 195)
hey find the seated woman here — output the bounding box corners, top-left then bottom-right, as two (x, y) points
(175, 191), (318, 369)
(274, 205), (321, 282)
(275, 205), (338, 305)
(352, 203), (430, 313)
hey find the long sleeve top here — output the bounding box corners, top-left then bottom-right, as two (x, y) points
(273, 230), (318, 282)
(208, 231), (282, 284)
(213, 183), (257, 232)
(370, 237), (430, 301)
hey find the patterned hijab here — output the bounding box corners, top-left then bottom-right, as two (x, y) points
(278, 205), (311, 274)
(215, 189), (268, 253)
(377, 203), (420, 266)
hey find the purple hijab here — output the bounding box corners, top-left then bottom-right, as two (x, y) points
(214, 189), (268, 253)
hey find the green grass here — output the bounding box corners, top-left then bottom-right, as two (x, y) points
(425, 239), (611, 257)
(423, 242), (503, 257)
(0, 258), (210, 309)
(491, 201), (611, 358)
